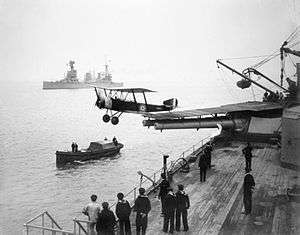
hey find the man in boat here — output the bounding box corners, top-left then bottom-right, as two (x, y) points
(243, 169), (255, 215)
(96, 202), (116, 235)
(158, 173), (170, 216)
(71, 142), (75, 152)
(163, 187), (176, 234)
(133, 187), (151, 235)
(82, 194), (101, 235)
(175, 184), (190, 232)
(113, 136), (118, 146)
(242, 142), (253, 171)
(115, 192), (132, 235)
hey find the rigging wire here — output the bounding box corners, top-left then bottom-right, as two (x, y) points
(218, 54), (279, 61)
(252, 52), (280, 69)
(289, 40), (300, 48)
(285, 26), (299, 43)
(217, 66), (238, 100)
(288, 54), (297, 68)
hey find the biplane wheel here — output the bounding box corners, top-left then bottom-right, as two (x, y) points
(111, 116), (119, 125)
(103, 114), (110, 123)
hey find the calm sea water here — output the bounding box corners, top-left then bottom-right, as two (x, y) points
(0, 80), (224, 234)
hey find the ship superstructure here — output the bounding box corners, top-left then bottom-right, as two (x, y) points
(43, 60), (123, 90)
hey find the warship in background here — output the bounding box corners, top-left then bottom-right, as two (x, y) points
(43, 60), (123, 90)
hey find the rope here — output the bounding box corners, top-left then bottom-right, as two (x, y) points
(217, 66), (238, 100)
(285, 26), (299, 43)
(288, 54), (297, 68)
(218, 54), (279, 61)
(251, 52), (280, 69)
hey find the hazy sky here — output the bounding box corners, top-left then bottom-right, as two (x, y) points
(0, 0), (299, 90)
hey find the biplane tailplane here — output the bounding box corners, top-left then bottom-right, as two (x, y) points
(163, 98), (178, 110)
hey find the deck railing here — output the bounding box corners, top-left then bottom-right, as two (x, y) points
(24, 211), (74, 235)
(110, 135), (212, 210)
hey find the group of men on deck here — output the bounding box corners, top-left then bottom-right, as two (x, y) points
(82, 142), (256, 234)
(82, 187), (151, 235)
(158, 174), (190, 233)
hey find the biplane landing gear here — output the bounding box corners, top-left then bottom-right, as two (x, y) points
(103, 114), (110, 123)
(111, 116), (119, 125)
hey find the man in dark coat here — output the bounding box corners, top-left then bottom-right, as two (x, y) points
(242, 142), (253, 171)
(115, 192), (131, 235)
(198, 153), (208, 182)
(243, 169), (255, 215)
(175, 184), (190, 232)
(205, 143), (213, 169)
(133, 188), (151, 235)
(163, 188), (177, 233)
(71, 142), (75, 152)
(96, 202), (116, 235)
(158, 173), (170, 216)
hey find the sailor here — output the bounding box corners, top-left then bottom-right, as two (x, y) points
(158, 173), (170, 216)
(163, 187), (176, 234)
(198, 153), (208, 182)
(74, 143), (78, 152)
(82, 194), (101, 235)
(243, 169), (255, 215)
(263, 91), (268, 102)
(112, 136), (118, 146)
(175, 184), (190, 232)
(205, 143), (213, 169)
(242, 142), (253, 171)
(133, 187), (151, 235)
(71, 142), (75, 152)
(96, 202), (117, 235)
(115, 192), (131, 235)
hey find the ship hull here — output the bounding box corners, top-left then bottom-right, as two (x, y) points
(43, 81), (123, 90)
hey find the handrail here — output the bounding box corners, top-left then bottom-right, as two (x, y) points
(45, 211), (63, 230)
(24, 224), (73, 234)
(74, 219), (88, 234)
(24, 211), (72, 235)
(116, 135), (212, 208)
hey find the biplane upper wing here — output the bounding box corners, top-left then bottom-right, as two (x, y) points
(93, 87), (156, 93)
(143, 101), (283, 119)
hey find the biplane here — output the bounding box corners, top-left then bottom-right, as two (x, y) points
(93, 87), (178, 125)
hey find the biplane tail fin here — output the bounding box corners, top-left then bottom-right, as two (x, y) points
(163, 98), (178, 110)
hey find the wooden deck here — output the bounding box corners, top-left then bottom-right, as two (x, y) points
(129, 142), (299, 235)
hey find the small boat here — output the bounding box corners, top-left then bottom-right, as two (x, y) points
(56, 140), (123, 165)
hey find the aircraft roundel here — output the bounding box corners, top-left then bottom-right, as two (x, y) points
(139, 104), (147, 112)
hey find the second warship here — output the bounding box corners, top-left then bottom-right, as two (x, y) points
(43, 60), (123, 90)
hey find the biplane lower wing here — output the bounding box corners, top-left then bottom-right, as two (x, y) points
(143, 101), (283, 119)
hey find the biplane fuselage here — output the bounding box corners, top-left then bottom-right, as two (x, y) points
(94, 87), (178, 125)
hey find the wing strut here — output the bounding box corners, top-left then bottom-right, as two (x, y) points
(131, 89), (139, 110)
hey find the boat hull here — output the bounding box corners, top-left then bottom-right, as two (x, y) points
(56, 143), (123, 165)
